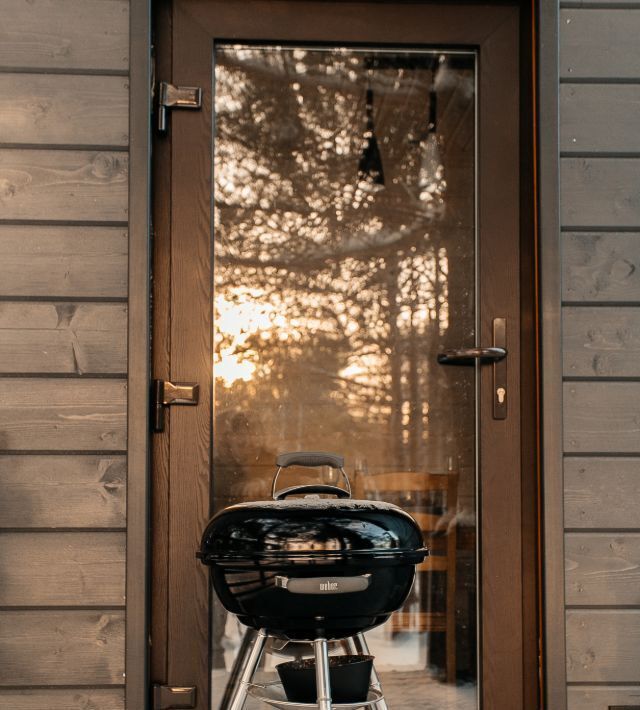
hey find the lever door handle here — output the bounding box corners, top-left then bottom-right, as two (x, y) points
(437, 346), (507, 366)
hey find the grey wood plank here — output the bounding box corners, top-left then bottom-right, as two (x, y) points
(563, 307), (640, 377)
(0, 225), (128, 299)
(0, 74), (128, 146)
(564, 382), (640, 453)
(567, 610), (640, 682)
(561, 9), (640, 79)
(0, 532), (125, 606)
(0, 610), (124, 685)
(566, 533), (640, 605)
(0, 455), (126, 528)
(568, 687), (640, 710)
(561, 159), (640, 228)
(561, 84), (640, 153)
(0, 689), (124, 710)
(563, 233), (640, 302)
(0, 0), (128, 71)
(0, 150), (128, 221)
(0, 302), (127, 374)
(0, 378), (126, 451)
(565, 457), (640, 529)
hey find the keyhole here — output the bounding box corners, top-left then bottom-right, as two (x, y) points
(497, 387), (506, 404)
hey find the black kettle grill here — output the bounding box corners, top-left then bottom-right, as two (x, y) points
(198, 451), (429, 640)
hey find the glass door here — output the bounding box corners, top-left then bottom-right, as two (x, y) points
(212, 44), (477, 709)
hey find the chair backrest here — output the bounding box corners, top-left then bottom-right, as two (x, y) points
(362, 471), (458, 531)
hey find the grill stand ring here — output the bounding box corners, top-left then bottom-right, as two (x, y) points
(225, 627), (388, 710)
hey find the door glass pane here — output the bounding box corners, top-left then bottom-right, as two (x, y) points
(211, 44), (477, 709)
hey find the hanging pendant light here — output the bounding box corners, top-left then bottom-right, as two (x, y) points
(417, 71), (446, 217)
(357, 86), (385, 192)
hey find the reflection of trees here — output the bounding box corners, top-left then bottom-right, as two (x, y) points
(213, 46), (475, 480)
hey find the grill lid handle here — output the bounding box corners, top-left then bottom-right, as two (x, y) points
(272, 452), (352, 499)
(276, 452), (344, 469)
(274, 484), (351, 500)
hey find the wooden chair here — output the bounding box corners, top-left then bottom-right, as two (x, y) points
(362, 471), (458, 684)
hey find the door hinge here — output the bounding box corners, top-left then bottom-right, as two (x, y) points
(156, 81), (202, 133)
(152, 684), (197, 710)
(152, 379), (200, 433)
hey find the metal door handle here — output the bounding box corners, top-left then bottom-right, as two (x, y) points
(437, 346), (507, 366)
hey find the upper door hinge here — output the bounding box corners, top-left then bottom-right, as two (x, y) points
(152, 684), (197, 710)
(151, 379), (200, 433)
(156, 81), (202, 133)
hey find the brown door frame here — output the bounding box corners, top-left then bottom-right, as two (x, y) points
(150, 2), (538, 708)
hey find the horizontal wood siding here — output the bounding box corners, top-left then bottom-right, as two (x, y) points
(0, 532), (126, 606)
(568, 687), (640, 710)
(0, 226), (128, 299)
(563, 233), (640, 303)
(0, 0), (129, 71)
(0, 455), (126, 528)
(0, 149), (128, 221)
(567, 610), (640, 682)
(564, 382), (640, 453)
(0, 302), (127, 374)
(566, 533), (640, 605)
(560, 85), (640, 154)
(563, 307), (640, 377)
(0, 689), (124, 710)
(561, 159), (640, 228)
(0, 74), (129, 147)
(560, 9), (640, 79)
(0, 378), (127, 451)
(0, 610), (125, 685)
(560, 7), (640, 704)
(565, 458), (640, 529)
(0, 0), (131, 702)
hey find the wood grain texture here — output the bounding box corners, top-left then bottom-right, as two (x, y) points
(565, 457), (640, 529)
(563, 233), (640, 302)
(561, 9), (640, 79)
(568, 687), (640, 710)
(561, 84), (640, 153)
(0, 0), (128, 71)
(566, 533), (640, 605)
(0, 74), (129, 146)
(0, 150), (128, 221)
(0, 302), (127, 374)
(564, 383), (640, 453)
(563, 307), (640, 377)
(566, 610), (640, 682)
(0, 610), (124, 685)
(0, 225), (128, 299)
(0, 378), (126, 451)
(561, 159), (640, 228)
(0, 455), (125, 528)
(0, 532), (125, 606)
(0, 689), (124, 710)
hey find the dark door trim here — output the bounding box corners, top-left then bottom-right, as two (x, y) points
(150, 3), (539, 708)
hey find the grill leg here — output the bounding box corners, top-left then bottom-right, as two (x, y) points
(349, 632), (388, 710)
(223, 627), (268, 710)
(313, 638), (332, 710)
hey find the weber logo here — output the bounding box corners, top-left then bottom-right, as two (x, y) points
(320, 580), (339, 592)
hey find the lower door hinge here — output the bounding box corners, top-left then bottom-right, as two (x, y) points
(151, 379), (200, 433)
(152, 684), (197, 710)
(156, 81), (202, 132)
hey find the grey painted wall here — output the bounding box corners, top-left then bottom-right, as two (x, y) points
(560, 4), (640, 709)
(0, 1), (129, 708)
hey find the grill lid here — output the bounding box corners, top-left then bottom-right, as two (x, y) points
(199, 452), (428, 564)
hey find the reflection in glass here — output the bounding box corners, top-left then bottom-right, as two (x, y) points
(211, 44), (477, 709)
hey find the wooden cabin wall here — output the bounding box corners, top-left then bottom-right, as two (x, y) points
(0, 1), (129, 708)
(560, 4), (640, 709)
